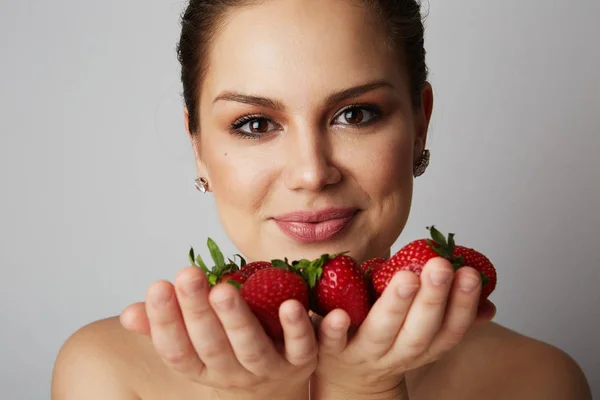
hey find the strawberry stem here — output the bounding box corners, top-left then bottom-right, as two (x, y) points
(291, 254), (330, 288)
(426, 226), (464, 271)
(188, 238), (242, 287)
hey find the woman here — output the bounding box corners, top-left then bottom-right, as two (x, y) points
(51, 1), (592, 399)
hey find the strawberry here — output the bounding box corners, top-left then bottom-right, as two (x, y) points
(454, 245), (497, 303)
(359, 257), (387, 304)
(219, 270), (247, 285)
(228, 254), (272, 280)
(295, 253), (371, 328)
(360, 257), (387, 276)
(242, 261), (272, 277)
(240, 265), (310, 340)
(372, 226), (496, 302)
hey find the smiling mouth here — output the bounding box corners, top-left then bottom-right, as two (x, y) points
(273, 208), (358, 243)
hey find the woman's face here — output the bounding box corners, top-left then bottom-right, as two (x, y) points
(188, 0), (433, 263)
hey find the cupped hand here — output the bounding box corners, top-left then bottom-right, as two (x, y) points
(312, 257), (496, 397)
(120, 266), (317, 400)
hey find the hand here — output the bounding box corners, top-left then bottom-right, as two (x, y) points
(310, 257), (496, 399)
(120, 266), (316, 400)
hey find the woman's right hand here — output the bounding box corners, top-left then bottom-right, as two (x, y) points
(120, 265), (316, 400)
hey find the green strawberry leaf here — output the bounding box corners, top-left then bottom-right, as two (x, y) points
(480, 272), (489, 286)
(189, 247), (211, 274)
(306, 267), (320, 288)
(195, 254), (210, 274)
(426, 238), (450, 259)
(272, 259), (290, 270)
(450, 255), (465, 271)
(447, 232), (456, 255)
(232, 253), (246, 267)
(313, 255), (327, 270)
(207, 238), (226, 270)
(427, 225), (447, 247)
(207, 274), (218, 286)
(189, 247), (196, 266)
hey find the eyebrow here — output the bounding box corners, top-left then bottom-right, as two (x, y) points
(212, 80), (394, 111)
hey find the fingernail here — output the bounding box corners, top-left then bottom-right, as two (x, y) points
(182, 276), (204, 296)
(332, 322), (348, 332)
(151, 286), (172, 307)
(213, 296), (235, 311)
(286, 306), (304, 323)
(429, 268), (453, 286)
(397, 284), (419, 298)
(459, 276), (480, 292)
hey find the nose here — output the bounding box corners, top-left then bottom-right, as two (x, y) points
(283, 128), (342, 192)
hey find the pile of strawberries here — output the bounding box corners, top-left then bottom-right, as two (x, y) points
(189, 226), (497, 340)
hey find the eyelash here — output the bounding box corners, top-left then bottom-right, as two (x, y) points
(229, 103), (383, 140)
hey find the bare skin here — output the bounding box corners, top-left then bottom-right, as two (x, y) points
(52, 1), (592, 399)
(51, 315), (590, 399)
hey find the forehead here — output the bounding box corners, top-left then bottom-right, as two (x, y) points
(202, 0), (407, 105)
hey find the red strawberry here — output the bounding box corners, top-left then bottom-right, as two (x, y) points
(219, 270), (247, 285)
(240, 266), (310, 340)
(454, 245), (497, 303)
(360, 257), (387, 276)
(372, 226), (496, 302)
(229, 254), (272, 279)
(295, 253), (371, 328)
(359, 257), (388, 304)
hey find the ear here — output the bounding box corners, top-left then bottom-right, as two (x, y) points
(184, 107), (192, 138)
(184, 107), (209, 183)
(413, 82), (434, 161)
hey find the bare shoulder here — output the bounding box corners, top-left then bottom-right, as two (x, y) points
(51, 316), (163, 400)
(470, 322), (591, 399)
(410, 322), (593, 400)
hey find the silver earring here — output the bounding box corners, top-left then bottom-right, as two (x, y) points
(413, 149), (430, 178)
(194, 177), (209, 193)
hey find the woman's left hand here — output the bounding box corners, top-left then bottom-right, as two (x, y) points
(310, 257), (496, 399)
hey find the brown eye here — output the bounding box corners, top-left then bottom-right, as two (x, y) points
(249, 119), (270, 133)
(344, 108), (364, 124)
(231, 115), (281, 138)
(333, 106), (380, 127)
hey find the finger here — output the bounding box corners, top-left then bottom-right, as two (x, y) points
(280, 299), (318, 367)
(174, 267), (245, 375)
(318, 309), (351, 356)
(348, 270), (420, 359)
(208, 282), (283, 377)
(426, 266), (481, 356)
(120, 302), (150, 336)
(388, 258), (454, 361)
(145, 280), (205, 376)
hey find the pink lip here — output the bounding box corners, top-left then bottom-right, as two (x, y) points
(273, 208), (358, 243)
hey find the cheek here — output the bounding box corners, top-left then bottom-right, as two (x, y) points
(353, 132), (414, 200)
(348, 128), (414, 255)
(202, 140), (278, 250)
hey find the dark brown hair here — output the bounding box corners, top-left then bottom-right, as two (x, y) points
(177, 0), (428, 134)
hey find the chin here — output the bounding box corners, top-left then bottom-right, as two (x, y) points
(264, 235), (372, 264)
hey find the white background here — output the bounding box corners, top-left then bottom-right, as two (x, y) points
(1, 0), (598, 398)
